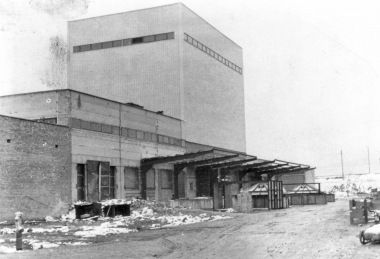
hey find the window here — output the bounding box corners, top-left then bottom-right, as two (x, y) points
(144, 132), (152, 142)
(73, 46), (80, 53)
(167, 32), (174, 39)
(123, 39), (132, 46)
(128, 129), (137, 138)
(124, 167), (139, 189)
(81, 45), (91, 52)
(163, 136), (169, 144)
(132, 37), (143, 44)
(102, 41), (113, 49)
(156, 33), (168, 41)
(143, 35), (155, 43)
(92, 43), (101, 50)
(80, 120), (91, 130)
(146, 169), (155, 189)
(183, 33), (243, 74)
(161, 170), (173, 189)
(113, 40), (122, 47)
(136, 131), (144, 139)
(110, 166), (116, 199)
(102, 124), (112, 134)
(77, 164), (85, 201)
(91, 122), (102, 132)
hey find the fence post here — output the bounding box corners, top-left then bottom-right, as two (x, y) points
(15, 212), (23, 250)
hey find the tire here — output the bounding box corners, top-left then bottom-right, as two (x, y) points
(360, 230), (370, 245)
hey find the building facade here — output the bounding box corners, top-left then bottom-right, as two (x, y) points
(68, 3), (246, 152)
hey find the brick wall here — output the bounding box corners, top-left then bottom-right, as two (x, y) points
(0, 115), (72, 221)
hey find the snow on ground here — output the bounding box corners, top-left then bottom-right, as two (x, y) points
(0, 198), (234, 254)
(316, 174), (380, 195)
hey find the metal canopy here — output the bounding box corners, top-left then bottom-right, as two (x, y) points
(141, 149), (256, 168)
(140, 148), (315, 176)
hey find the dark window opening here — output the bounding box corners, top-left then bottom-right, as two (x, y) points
(132, 37), (143, 44)
(110, 166), (116, 199)
(55, 144), (58, 148)
(73, 46), (80, 53)
(77, 164), (85, 201)
(167, 32), (174, 39)
(91, 43), (101, 50)
(7, 139), (10, 143)
(113, 40), (122, 47)
(102, 41), (113, 49)
(81, 44), (91, 52)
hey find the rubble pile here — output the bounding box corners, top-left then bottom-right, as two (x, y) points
(0, 198), (234, 254)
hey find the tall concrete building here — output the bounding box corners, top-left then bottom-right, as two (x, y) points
(68, 3), (246, 152)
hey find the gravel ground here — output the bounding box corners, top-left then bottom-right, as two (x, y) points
(1, 199), (379, 258)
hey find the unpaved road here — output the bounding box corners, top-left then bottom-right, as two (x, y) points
(3, 199), (379, 258)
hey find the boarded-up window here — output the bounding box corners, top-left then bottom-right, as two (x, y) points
(121, 127), (128, 137)
(77, 164), (85, 201)
(91, 122), (102, 132)
(124, 167), (139, 189)
(161, 170), (172, 189)
(112, 126), (120, 135)
(146, 169), (155, 189)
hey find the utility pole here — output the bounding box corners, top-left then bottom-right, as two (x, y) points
(368, 147), (371, 174)
(341, 150), (344, 179)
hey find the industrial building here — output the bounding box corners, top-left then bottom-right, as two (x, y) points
(0, 3), (315, 220)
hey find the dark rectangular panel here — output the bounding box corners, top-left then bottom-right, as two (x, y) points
(102, 124), (112, 134)
(102, 41), (113, 49)
(113, 40), (122, 47)
(167, 32), (174, 39)
(156, 33), (168, 41)
(136, 131), (144, 139)
(112, 126), (120, 135)
(91, 43), (101, 50)
(91, 122), (102, 132)
(71, 118), (81, 128)
(128, 129), (137, 138)
(86, 160), (99, 202)
(143, 35), (155, 43)
(80, 120), (91, 130)
(81, 44), (91, 52)
(144, 132), (152, 142)
(123, 39), (132, 45)
(121, 127), (128, 137)
(132, 37), (143, 44)
(73, 46), (80, 53)
(152, 133), (157, 142)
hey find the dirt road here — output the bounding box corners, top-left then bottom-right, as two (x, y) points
(3, 199), (379, 258)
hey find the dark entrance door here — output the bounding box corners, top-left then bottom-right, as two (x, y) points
(86, 160), (110, 202)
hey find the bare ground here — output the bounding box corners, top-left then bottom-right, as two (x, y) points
(2, 199), (379, 258)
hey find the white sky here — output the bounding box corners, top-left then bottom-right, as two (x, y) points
(1, 0), (380, 176)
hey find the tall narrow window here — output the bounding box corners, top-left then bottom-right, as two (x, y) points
(77, 164), (85, 201)
(110, 166), (116, 199)
(146, 169), (155, 189)
(124, 167), (139, 189)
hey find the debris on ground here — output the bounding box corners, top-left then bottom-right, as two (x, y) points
(0, 198), (233, 254)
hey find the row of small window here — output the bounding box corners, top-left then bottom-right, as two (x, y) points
(125, 167), (172, 189)
(73, 32), (175, 53)
(184, 33), (242, 74)
(34, 117), (57, 125)
(71, 118), (182, 146)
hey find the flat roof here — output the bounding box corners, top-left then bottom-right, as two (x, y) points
(0, 89), (182, 122)
(68, 3), (242, 48)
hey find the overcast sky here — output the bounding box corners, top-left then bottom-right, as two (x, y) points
(1, 0), (380, 176)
